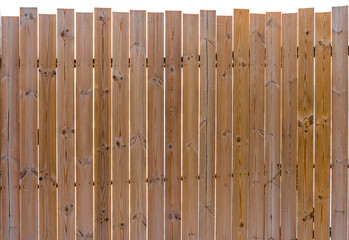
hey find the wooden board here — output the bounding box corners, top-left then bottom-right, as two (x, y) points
(1, 16), (20, 240)
(331, 6), (348, 240)
(57, 9), (75, 240)
(19, 8), (38, 240)
(314, 12), (331, 240)
(182, 13), (199, 240)
(94, 8), (111, 240)
(112, 11), (130, 240)
(281, 13), (297, 240)
(264, 12), (281, 240)
(233, 9), (249, 240)
(130, 10), (147, 240)
(216, 15), (232, 240)
(199, 10), (216, 240)
(249, 13), (265, 240)
(297, 8), (314, 240)
(147, 12), (164, 240)
(76, 12), (94, 240)
(165, 11), (182, 240)
(38, 14), (56, 240)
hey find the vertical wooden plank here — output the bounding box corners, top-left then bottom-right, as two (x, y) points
(332, 6), (348, 240)
(216, 15), (232, 240)
(314, 12), (331, 240)
(233, 9), (249, 240)
(1, 16), (20, 240)
(130, 10), (147, 240)
(147, 12), (164, 240)
(297, 8), (314, 240)
(281, 13), (297, 240)
(19, 8), (38, 240)
(165, 10), (182, 240)
(76, 12), (94, 240)
(39, 14), (56, 240)
(112, 12), (130, 240)
(199, 10), (216, 240)
(94, 8), (111, 240)
(57, 9), (75, 240)
(249, 13), (265, 240)
(264, 12), (281, 240)
(182, 13), (199, 240)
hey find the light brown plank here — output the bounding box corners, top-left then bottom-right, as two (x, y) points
(314, 12), (331, 240)
(57, 9), (75, 240)
(233, 9), (249, 240)
(94, 8), (111, 240)
(1, 16), (20, 240)
(165, 10), (182, 240)
(249, 13), (265, 240)
(281, 13), (297, 240)
(76, 12), (94, 240)
(147, 12), (164, 240)
(112, 11), (130, 240)
(39, 14), (56, 240)
(19, 8), (38, 240)
(216, 15), (232, 240)
(199, 10), (216, 240)
(297, 8), (314, 240)
(331, 6), (348, 240)
(265, 12), (281, 240)
(182, 13), (199, 240)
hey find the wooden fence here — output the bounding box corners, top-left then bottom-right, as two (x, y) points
(0, 6), (348, 240)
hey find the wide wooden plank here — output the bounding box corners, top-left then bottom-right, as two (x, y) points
(165, 11), (182, 240)
(297, 8), (314, 240)
(147, 12), (164, 240)
(112, 11), (130, 240)
(57, 9), (75, 240)
(314, 12), (331, 240)
(94, 8), (111, 240)
(199, 10), (216, 240)
(281, 13), (297, 240)
(264, 12), (281, 240)
(19, 8), (38, 240)
(249, 13), (265, 240)
(216, 15), (232, 240)
(130, 10), (147, 240)
(1, 16), (20, 240)
(331, 6), (348, 240)
(233, 9), (249, 240)
(182, 13), (199, 240)
(76, 12), (94, 240)
(38, 14), (56, 240)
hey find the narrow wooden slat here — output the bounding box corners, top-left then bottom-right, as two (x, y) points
(264, 12), (281, 240)
(19, 8), (38, 240)
(314, 12), (331, 240)
(199, 10), (216, 240)
(297, 8), (314, 240)
(216, 15), (232, 240)
(331, 6), (348, 240)
(76, 12), (94, 240)
(182, 13), (199, 240)
(281, 13), (297, 240)
(165, 11), (182, 240)
(1, 16), (20, 240)
(57, 9), (75, 240)
(130, 10), (147, 240)
(249, 13), (265, 240)
(233, 9), (249, 239)
(112, 11), (130, 240)
(147, 12), (164, 240)
(94, 8), (111, 240)
(38, 14), (56, 240)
